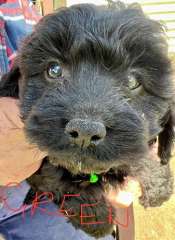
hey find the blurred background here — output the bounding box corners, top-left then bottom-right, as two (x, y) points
(31, 1), (175, 240)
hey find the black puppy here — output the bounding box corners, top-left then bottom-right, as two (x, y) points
(0, 2), (174, 239)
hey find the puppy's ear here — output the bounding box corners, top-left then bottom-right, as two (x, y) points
(158, 110), (175, 164)
(0, 62), (20, 98)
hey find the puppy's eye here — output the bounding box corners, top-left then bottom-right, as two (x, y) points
(47, 62), (62, 79)
(128, 75), (141, 90)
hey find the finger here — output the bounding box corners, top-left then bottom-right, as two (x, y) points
(107, 188), (134, 208)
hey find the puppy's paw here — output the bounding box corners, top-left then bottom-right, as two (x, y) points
(139, 164), (174, 207)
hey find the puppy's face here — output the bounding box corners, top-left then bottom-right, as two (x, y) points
(18, 4), (173, 176)
(0, 3), (174, 237)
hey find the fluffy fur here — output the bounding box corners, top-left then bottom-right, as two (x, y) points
(0, 2), (174, 238)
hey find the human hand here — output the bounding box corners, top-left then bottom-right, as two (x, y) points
(106, 177), (142, 208)
(0, 97), (47, 186)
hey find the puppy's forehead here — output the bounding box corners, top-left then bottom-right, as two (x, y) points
(27, 4), (164, 66)
(20, 3), (173, 100)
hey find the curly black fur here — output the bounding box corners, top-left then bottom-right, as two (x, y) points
(0, 2), (174, 239)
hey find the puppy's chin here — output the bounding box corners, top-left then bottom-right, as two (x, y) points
(51, 138), (159, 237)
(49, 154), (110, 175)
(49, 163), (129, 238)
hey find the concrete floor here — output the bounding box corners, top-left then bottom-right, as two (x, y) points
(134, 155), (175, 240)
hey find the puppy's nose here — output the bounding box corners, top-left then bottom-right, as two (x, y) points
(65, 118), (106, 147)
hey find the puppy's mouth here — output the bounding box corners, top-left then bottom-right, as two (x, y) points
(47, 135), (159, 214)
(52, 137), (157, 188)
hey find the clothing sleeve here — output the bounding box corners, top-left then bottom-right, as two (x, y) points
(0, 0), (40, 78)
(0, 181), (114, 240)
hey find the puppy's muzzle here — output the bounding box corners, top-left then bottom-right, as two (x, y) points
(65, 118), (106, 147)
